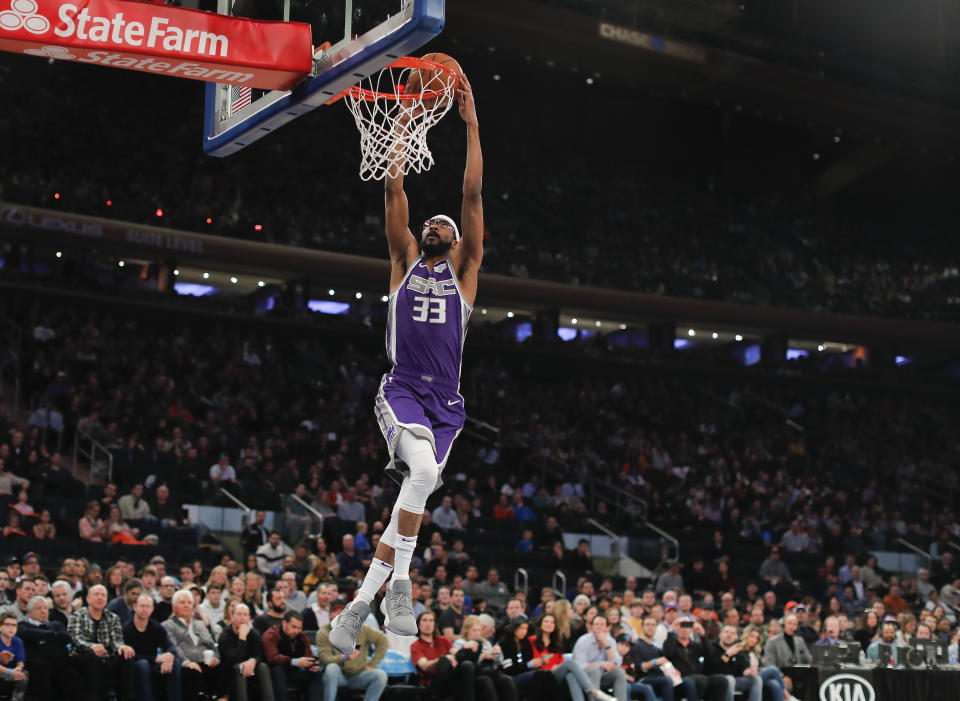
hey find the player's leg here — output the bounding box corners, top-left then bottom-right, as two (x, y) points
(330, 430), (439, 650)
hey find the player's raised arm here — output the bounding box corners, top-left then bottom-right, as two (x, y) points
(384, 118), (419, 288)
(454, 74), (483, 302)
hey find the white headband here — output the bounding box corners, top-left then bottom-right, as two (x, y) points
(429, 214), (460, 241)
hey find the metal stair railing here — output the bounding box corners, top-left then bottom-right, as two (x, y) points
(73, 427), (114, 483)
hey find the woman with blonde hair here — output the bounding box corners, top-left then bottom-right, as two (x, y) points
(303, 558), (332, 594)
(204, 565), (229, 592)
(529, 614), (616, 701)
(551, 599), (575, 650)
(453, 615), (515, 701)
(243, 570), (264, 615)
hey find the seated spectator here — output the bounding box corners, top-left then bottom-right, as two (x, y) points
(780, 521), (810, 552)
(106, 577), (142, 626)
(257, 531), (293, 575)
(816, 616), (842, 646)
(9, 489), (33, 518)
(411, 610), (479, 700)
(763, 612), (812, 670)
(279, 571), (307, 613)
(571, 614), (627, 701)
(104, 506), (148, 545)
(263, 610), (323, 701)
(303, 583), (335, 631)
(662, 620), (730, 701)
(31, 508), (55, 539)
(493, 494), (515, 519)
(655, 562), (683, 595)
(866, 621), (898, 664)
(759, 548), (792, 586)
(199, 583), (226, 628)
(337, 487), (366, 522)
(884, 584), (909, 613)
(218, 602), (275, 701)
(153, 577), (176, 622)
(0, 612), (27, 701)
(243, 572), (265, 616)
(516, 529), (535, 554)
(0, 578), (34, 622)
(78, 502), (107, 542)
(121, 594), (182, 701)
(209, 453), (240, 489)
(68, 585), (136, 701)
(433, 495), (462, 531)
(254, 588), (288, 635)
(163, 590), (225, 699)
(336, 534), (368, 578)
(511, 493), (537, 522)
(17, 595), (76, 701)
(2, 511), (26, 539)
(317, 598), (389, 701)
(117, 483), (152, 521)
(151, 485), (185, 527)
(0, 458), (28, 499)
(473, 568), (511, 613)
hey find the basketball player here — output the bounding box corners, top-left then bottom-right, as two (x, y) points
(329, 73), (483, 653)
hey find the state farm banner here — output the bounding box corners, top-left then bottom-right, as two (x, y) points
(0, 0), (313, 90)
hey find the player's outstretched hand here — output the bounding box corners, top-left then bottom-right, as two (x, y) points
(456, 74), (478, 126)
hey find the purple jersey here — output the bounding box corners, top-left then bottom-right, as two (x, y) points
(386, 256), (472, 383)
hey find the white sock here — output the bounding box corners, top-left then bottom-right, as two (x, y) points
(355, 558), (394, 605)
(392, 534), (418, 580)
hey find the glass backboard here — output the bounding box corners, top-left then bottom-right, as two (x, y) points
(203, 0), (444, 156)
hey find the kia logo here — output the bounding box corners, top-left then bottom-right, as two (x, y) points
(818, 673), (876, 701)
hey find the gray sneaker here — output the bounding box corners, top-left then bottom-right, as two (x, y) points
(381, 579), (418, 635)
(329, 599), (370, 654)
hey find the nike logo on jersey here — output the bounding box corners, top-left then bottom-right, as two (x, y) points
(448, 399), (461, 405)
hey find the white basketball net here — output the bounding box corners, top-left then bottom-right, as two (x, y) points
(344, 58), (457, 181)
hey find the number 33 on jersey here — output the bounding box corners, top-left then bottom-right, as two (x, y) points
(386, 257), (472, 381)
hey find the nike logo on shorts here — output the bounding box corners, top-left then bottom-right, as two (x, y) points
(448, 399), (461, 405)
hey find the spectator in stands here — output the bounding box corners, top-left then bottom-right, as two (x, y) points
(628, 615), (692, 701)
(860, 556), (887, 591)
(257, 531), (293, 575)
(244, 511), (270, 559)
(209, 453), (239, 488)
(763, 611), (811, 669)
(655, 562), (683, 595)
(816, 616), (841, 645)
(263, 610), (323, 701)
(49, 581), (73, 626)
(243, 572), (265, 616)
(106, 577), (141, 626)
(568, 540), (595, 575)
(121, 594), (182, 701)
(780, 521), (810, 553)
(0, 612), (27, 701)
(0, 578), (34, 622)
(865, 621), (898, 663)
(31, 509), (55, 539)
(0, 459), (28, 499)
(68, 584), (135, 701)
(78, 502), (106, 542)
(163, 590), (224, 699)
(218, 602), (275, 701)
(412, 609), (479, 700)
(663, 620), (730, 701)
(759, 548), (791, 586)
(151, 485), (184, 527)
(336, 534), (368, 578)
(280, 571), (307, 613)
(473, 568), (511, 614)
(572, 614), (627, 701)
(197, 581), (225, 626)
(317, 598), (389, 701)
(433, 495), (462, 531)
(511, 494), (537, 522)
(303, 583), (336, 631)
(152, 577), (176, 622)
(493, 495), (515, 519)
(254, 588), (288, 635)
(17, 596), (75, 701)
(337, 487), (366, 522)
(439, 587), (467, 639)
(117, 483), (152, 521)
(884, 584), (909, 613)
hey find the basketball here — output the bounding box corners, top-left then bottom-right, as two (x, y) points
(405, 52), (462, 111)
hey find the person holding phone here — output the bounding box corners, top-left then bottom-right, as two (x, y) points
(263, 610), (323, 701)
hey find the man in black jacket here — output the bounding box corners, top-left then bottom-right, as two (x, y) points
(219, 603), (275, 701)
(627, 616), (698, 701)
(662, 621), (731, 701)
(706, 625), (761, 701)
(16, 596), (79, 701)
(121, 594), (182, 701)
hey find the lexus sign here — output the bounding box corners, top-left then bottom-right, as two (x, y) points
(819, 673), (876, 701)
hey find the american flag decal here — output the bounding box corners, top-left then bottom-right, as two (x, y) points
(230, 85), (252, 115)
